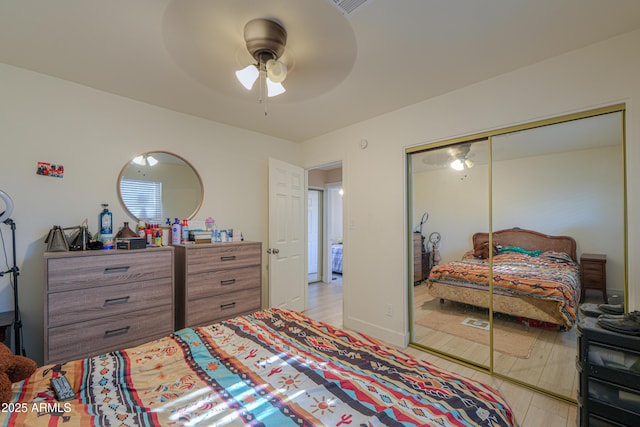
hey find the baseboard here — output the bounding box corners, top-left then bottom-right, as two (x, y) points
(344, 315), (408, 348)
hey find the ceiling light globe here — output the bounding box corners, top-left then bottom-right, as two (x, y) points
(266, 59), (287, 83)
(235, 64), (259, 90)
(266, 79), (286, 97)
(450, 159), (464, 171)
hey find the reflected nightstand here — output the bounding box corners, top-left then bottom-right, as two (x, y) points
(580, 253), (607, 303)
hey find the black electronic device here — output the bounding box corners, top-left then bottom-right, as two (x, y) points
(50, 375), (76, 401)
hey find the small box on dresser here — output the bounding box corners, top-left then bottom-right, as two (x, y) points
(577, 316), (640, 426)
(44, 247), (174, 365)
(174, 241), (262, 329)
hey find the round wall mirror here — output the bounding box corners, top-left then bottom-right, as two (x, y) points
(117, 151), (203, 223)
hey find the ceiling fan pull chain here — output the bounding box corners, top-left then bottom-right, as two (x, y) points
(262, 71), (268, 116)
(257, 57), (268, 116)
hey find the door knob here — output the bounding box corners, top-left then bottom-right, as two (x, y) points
(267, 248), (280, 254)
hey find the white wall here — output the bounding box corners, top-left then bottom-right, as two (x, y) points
(301, 29), (640, 347)
(0, 63), (302, 363)
(412, 161), (490, 262)
(494, 146), (624, 291)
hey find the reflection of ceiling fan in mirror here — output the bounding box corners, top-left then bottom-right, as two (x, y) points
(421, 143), (475, 171)
(448, 144), (474, 170)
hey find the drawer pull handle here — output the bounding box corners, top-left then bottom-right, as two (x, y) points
(104, 296), (130, 306)
(220, 302), (236, 310)
(220, 256), (236, 261)
(104, 266), (130, 274)
(220, 279), (236, 286)
(104, 326), (130, 338)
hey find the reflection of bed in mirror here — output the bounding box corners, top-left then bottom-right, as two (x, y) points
(331, 242), (343, 274)
(426, 228), (581, 329)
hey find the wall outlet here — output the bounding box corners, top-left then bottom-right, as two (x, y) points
(386, 304), (393, 317)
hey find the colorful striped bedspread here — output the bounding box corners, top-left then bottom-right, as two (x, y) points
(4, 309), (518, 426)
(428, 250), (581, 327)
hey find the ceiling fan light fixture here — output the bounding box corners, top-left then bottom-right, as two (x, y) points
(146, 155), (158, 166)
(450, 159), (464, 171)
(266, 58), (287, 83)
(266, 78), (286, 97)
(235, 64), (260, 90)
(132, 154), (158, 167)
(235, 18), (289, 110)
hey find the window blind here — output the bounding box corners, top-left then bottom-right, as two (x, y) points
(120, 179), (163, 221)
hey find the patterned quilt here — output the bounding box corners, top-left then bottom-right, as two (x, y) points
(428, 250), (581, 328)
(3, 309), (517, 426)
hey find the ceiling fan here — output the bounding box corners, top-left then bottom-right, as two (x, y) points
(421, 143), (475, 170)
(448, 143), (475, 170)
(161, 1), (357, 110)
(235, 18), (289, 113)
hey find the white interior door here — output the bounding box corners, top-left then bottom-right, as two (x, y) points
(268, 158), (306, 311)
(308, 189), (322, 282)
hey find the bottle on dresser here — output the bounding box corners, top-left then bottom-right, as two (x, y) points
(99, 203), (114, 250)
(171, 218), (181, 245)
(211, 220), (218, 243)
(181, 219), (189, 243)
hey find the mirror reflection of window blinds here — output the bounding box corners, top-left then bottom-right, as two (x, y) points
(120, 179), (163, 221)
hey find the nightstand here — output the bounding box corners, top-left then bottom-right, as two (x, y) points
(580, 253), (607, 303)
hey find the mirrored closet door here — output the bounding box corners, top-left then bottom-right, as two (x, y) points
(410, 139), (490, 367)
(408, 106), (626, 400)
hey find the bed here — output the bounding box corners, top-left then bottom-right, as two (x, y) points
(427, 228), (581, 330)
(5, 309), (517, 426)
(331, 243), (343, 274)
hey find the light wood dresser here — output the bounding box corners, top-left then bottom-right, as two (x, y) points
(44, 247), (174, 364)
(174, 242), (262, 329)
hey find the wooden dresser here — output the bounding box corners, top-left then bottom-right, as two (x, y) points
(413, 232), (430, 284)
(174, 242), (262, 329)
(44, 247), (174, 364)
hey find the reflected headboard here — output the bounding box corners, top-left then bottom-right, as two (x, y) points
(472, 227), (577, 261)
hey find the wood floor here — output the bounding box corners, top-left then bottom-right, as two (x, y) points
(304, 280), (579, 427)
(412, 282), (579, 399)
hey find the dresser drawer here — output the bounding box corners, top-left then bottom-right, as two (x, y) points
(583, 263), (604, 274)
(186, 288), (261, 327)
(583, 265), (605, 281)
(187, 266), (260, 299)
(46, 304), (173, 364)
(186, 244), (261, 274)
(47, 277), (173, 328)
(47, 250), (172, 292)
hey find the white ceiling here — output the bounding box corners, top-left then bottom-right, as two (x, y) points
(1, 0), (640, 142)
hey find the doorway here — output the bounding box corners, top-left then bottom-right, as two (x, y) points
(306, 162), (343, 326)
